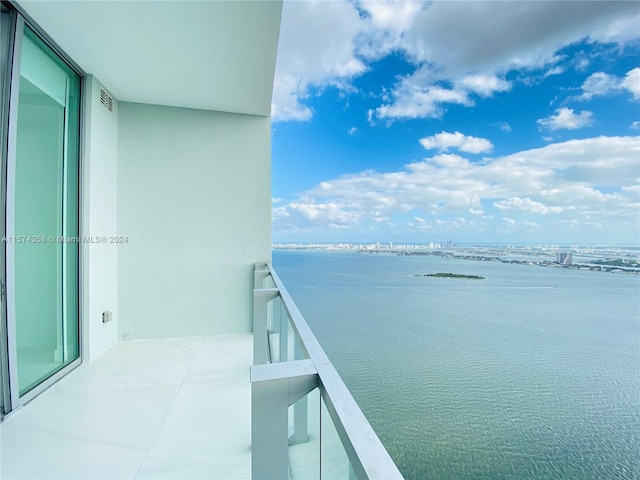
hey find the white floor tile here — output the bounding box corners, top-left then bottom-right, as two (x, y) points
(2, 385), (179, 451)
(135, 454), (251, 480)
(58, 337), (204, 393)
(141, 380), (251, 478)
(0, 335), (252, 480)
(184, 334), (251, 384)
(1, 427), (146, 480)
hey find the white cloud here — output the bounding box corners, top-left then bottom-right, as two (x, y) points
(375, 66), (472, 120)
(577, 68), (640, 102)
(347, 127), (359, 135)
(271, 74), (313, 122)
(573, 56), (590, 72)
(494, 197), (563, 214)
(354, 1), (426, 61)
(400, 1), (639, 76)
(456, 74), (511, 97)
(374, 85), (470, 120)
(498, 217), (542, 234)
(578, 72), (619, 100)
(624, 184), (640, 200)
(537, 107), (594, 131)
(631, 121), (640, 130)
(271, 1), (424, 122)
(272, 1), (640, 122)
(273, 136), (640, 240)
(622, 67), (640, 100)
(375, 69), (513, 121)
(287, 198), (361, 225)
(373, 1), (639, 121)
(588, 10), (640, 44)
(419, 131), (493, 154)
(271, 1), (367, 122)
(360, 1), (423, 33)
(545, 65), (565, 77)
(491, 122), (512, 132)
(272, 205), (289, 218)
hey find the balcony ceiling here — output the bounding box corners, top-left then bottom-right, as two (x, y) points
(16, 0), (282, 117)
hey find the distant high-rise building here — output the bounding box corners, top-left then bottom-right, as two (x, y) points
(556, 252), (573, 265)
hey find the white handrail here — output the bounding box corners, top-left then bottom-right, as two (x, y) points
(260, 262), (404, 479)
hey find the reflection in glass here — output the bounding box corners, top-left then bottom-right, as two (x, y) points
(267, 295), (307, 364)
(13, 26), (80, 395)
(289, 387), (320, 479)
(321, 395), (357, 479)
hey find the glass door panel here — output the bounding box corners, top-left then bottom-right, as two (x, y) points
(0, 2), (12, 415)
(8, 24), (80, 397)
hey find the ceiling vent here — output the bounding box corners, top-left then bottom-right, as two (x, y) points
(100, 88), (113, 112)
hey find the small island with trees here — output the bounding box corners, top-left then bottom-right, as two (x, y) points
(414, 273), (485, 280)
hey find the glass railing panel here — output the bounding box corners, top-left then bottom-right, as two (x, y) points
(267, 294), (308, 364)
(321, 395), (357, 479)
(288, 387), (320, 480)
(252, 264), (403, 479)
(254, 266), (275, 289)
(281, 302), (307, 362)
(263, 275), (276, 289)
(266, 294), (281, 363)
(278, 298), (289, 362)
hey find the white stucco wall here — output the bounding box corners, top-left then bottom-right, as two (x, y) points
(82, 75), (119, 360)
(116, 103), (271, 339)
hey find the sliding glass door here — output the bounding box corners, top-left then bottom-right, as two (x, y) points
(2, 13), (81, 412)
(0, 2), (13, 416)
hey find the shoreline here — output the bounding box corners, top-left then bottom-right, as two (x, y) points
(273, 246), (640, 275)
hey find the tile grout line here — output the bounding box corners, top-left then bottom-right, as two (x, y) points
(131, 336), (207, 480)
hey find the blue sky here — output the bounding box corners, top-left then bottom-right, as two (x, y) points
(270, 1), (640, 245)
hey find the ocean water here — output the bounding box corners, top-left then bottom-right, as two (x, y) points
(272, 249), (640, 480)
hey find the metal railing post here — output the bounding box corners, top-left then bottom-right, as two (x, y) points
(251, 361), (318, 480)
(290, 333), (308, 444)
(251, 375), (289, 480)
(253, 288), (278, 365)
(279, 302), (288, 362)
(252, 263), (404, 479)
(254, 269), (270, 289)
(290, 394), (309, 445)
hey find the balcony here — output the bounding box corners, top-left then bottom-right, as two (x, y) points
(0, 264), (401, 479)
(252, 263), (402, 479)
(0, 2), (401, 478)
(1, 334), (253, 479)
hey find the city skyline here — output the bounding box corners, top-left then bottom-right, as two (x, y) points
(271, 1), (640, 245)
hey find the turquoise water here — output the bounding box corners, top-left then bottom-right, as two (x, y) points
(272, 249), (640, 480)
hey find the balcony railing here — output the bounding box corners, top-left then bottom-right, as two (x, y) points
(251, 263), (404, 480)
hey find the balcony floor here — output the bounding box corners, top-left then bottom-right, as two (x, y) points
(0, 334), (253, 480)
